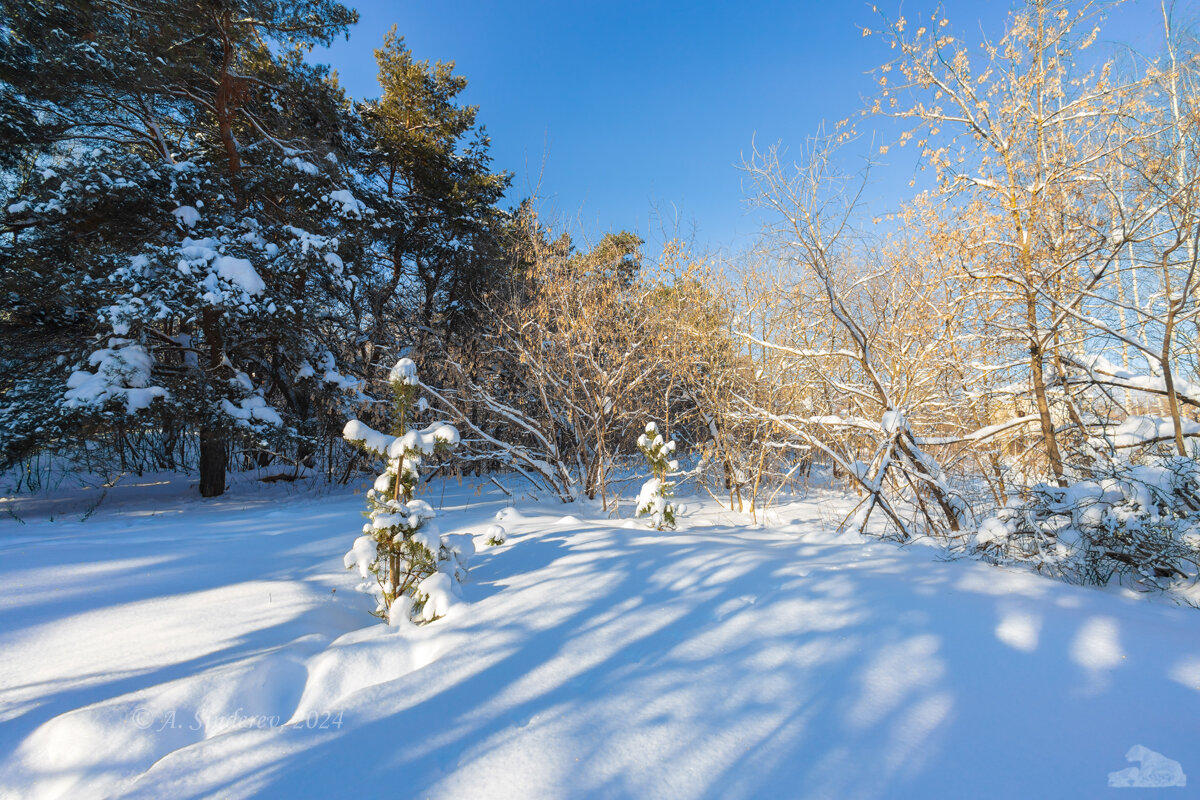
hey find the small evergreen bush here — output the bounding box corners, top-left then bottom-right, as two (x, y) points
(343, 359), (465, 623)
(635, 422), (679, 530)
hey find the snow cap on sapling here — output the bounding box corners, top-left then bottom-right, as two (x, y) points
(485, 524), (506, 546)
(388, 357), (419, 387)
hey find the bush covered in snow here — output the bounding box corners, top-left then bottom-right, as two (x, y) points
(485, 524), (507, 546)
(970, 453), (1200, 592)
(635, 422), (679, 530)
(343, 359), (466, 623)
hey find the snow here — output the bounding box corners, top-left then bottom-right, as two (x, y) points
(485, 524), (506, 544)
(321, 369), (359, 391)
(341, 419), (458, 462)
(343, 534), (376, 579)
(993, 609), (1040, 652)
(1069, 353), (1200, 403)
(414, 571), (459, 623)
(1111, 414), (1200, 447)
(881, 409), (907, 434)
(1, 478), (1198, 799)
(283, 157), (319, 176)
(170, 205), (200, 228)
(393, 422), (459, 457)
(174, 237), (267, 302)
(388, 357), (419, 386)
(212, 255), (265, 296)
(283, 225), (335, 254)
(325, 189), (368, 218)
(318, 352), (359, 392)
(178, 236), (218, 262)
(636, 477), (666, 520)
(63, 339), (168, 414)
(221, 394), (283, 427)
(409, 524), (441, 554)
(341, 419), (393, 456)
(974, 515), (1012, 545)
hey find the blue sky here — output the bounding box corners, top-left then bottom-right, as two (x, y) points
(321, 0), (1168, 254)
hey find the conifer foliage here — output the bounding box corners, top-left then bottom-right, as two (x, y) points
(1, 0), (363, 495)
(0, 0), (507, 496)
(635, 422), (679, 530)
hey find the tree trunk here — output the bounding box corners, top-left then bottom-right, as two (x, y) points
(199, 427), (227, 497)
(215, 12), (242, 181)
(1029, 341), (1066, 486)
(1162, 295), (1187, 457)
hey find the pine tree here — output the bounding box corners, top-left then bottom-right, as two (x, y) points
(343, 358), (469, 623)
(1, 1), (513, 496)
(1, 0), (368, 493)
(636, 421), (679, 530)
(353, 31), (511, 368)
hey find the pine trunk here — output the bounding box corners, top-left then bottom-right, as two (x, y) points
(199, 427), (227, 497)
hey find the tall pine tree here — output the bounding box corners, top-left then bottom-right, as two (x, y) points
(1, 0), (365, 494)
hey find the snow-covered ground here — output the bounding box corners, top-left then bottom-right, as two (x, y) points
(1, 475), (1197, 799)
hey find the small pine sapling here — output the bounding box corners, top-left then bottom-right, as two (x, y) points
(635, 421), (680, 530)
(343, 358), (464, 623)
(485, 524), (506, 546)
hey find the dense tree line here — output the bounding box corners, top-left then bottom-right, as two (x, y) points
(0, 0), (509, 496)
(4, 0), (1200, 598)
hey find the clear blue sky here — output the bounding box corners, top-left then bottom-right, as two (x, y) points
(321, 0), (1168, 254)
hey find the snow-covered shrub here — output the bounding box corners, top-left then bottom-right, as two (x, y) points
(342, 359), (464, 623)
(970, 454), (1200, 591)
(485, 524), (507, 546)
(636, 422), (679, 530)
